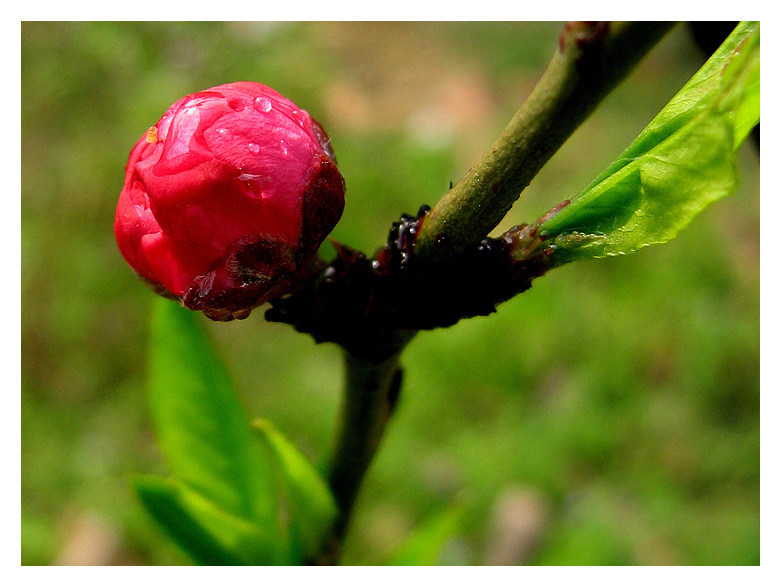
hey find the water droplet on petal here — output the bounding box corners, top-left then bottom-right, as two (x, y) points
(254, 96), (272, 113)
(279, 140), (288, 156)
(248, 142), (260, 155)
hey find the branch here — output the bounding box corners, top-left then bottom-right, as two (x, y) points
(271, 23), (677, 565)
(322, 351), (404, 558)
(414, 21), (676, 264)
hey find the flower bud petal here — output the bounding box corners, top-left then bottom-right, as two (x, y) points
(115, 82), (345, 319)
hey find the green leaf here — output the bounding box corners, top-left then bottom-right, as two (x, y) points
(537, 21), (759, 265)
(384, 502), (466, 566)
(252, 419), (338, 560)
(135, 475), (282, 566)
(145, 298), (288, 563)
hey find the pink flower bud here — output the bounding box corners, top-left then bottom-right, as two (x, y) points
(115, 82), (345, 320)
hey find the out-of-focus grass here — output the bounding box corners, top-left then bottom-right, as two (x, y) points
(21, 22), (758, 565)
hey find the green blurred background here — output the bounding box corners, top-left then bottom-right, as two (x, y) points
(21, 22), (759, 565)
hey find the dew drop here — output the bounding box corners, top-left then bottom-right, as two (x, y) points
(254, 96), (273, 113)
(248, 142), (260, 155)
(145, 126), (158, 143)
(279, 140), (288, 155)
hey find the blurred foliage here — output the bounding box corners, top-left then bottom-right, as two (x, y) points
(21, 22), (758, 565)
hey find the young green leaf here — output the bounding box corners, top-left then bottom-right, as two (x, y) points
(253, 419), (339, 560)
(135, 475), (285, 565)
(535, 21), (759, 266)
(144, 298), (289, 563)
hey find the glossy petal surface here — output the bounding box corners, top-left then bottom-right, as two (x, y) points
(115, 82), (345, 319)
